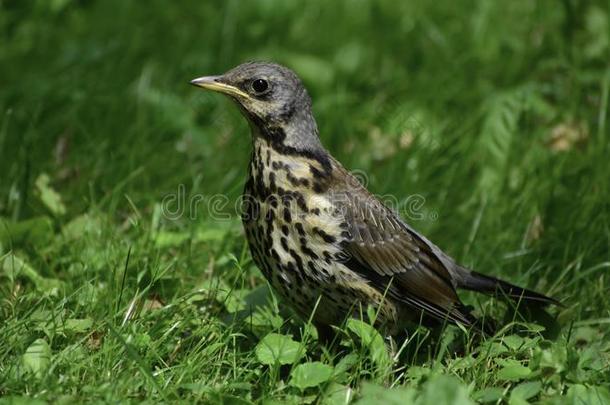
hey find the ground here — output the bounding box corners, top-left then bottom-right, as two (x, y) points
(0, 1), (609, 403)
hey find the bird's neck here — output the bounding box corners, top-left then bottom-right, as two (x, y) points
(246, 135), (334, 202)
(249, 125), (332, 175)
(244, 105), (325, 156)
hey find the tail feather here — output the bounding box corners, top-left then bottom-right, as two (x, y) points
(458, 270), (561, 307)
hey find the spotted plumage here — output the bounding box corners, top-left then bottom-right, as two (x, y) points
(191, 62), (559, 336)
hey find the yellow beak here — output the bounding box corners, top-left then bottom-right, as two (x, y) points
(190, 76), (249, 98)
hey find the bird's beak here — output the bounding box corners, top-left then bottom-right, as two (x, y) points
(190, 76), (249, 98)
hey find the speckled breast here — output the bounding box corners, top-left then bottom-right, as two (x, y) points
(240, 139), (358, 324)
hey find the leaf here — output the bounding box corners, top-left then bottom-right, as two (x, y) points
(241, 306), (284, 334)
(333, 353), (359, 379)
(496, 359), (532, 381)
(509, 381), (541, 404)
(418, 374), (475, 405)
(502, 335), (525, 351)
(242, 285), (274, 311)
(346, 319), (391, 373)
(566, 384), (610, 405)
(473, 387), (505, 403)
(22, 338), (51, 377)
(321, 383), (354, 405)
(255, 333), (302, 366)
(406, 365), (432, 383)
(450, 355), (477, 371)
(479, 341), (509, 357)
(62, 214), (103, 240)
(222, 288), (249, 313)
(572, 326), (598, 345)
(34, 173), (66, 216)
(63, 318), (93, 334)
(289, 361), (334, 390)
(355, 382), (417, 405)
(531, 345), (567, 374)
(1, 252), (63, 293)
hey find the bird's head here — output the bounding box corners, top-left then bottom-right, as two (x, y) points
(191, 61), (323, 152)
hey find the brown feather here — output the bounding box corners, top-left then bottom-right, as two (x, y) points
(328, 163), (474, 325)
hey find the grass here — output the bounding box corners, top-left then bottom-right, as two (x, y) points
(1, 0), (609, 403)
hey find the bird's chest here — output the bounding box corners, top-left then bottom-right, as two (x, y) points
(241, 142), (347, 311)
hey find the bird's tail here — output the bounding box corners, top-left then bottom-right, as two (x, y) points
(457, 270), (560, 307)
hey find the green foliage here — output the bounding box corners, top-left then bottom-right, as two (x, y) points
(255, 333), (303, 366)
(357, 375), (474, 405)
(21, 338), (51, 378)
(289, 362), (334, 390)
(345, 318), (392, 377)
(0, 0), (609, 403)
(33, 173), (66, 217)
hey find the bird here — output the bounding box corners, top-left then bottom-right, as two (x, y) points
(190, 61), (559, 337)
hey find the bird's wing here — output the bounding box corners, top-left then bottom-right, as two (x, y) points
(330, 167), (474, 326)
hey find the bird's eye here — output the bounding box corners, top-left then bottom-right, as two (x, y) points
(251, 79), (269, 94)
